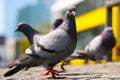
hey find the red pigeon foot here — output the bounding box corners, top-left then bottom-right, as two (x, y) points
(40, 68), (60, 76)
(45, 67), (66, 79)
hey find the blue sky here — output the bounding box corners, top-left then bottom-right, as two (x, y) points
(0, 0), (37, 36)
(0, 0), (5, 35)
(0, 0), (54, 38)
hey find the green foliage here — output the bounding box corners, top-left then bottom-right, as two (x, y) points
(18, 37), (29, 54)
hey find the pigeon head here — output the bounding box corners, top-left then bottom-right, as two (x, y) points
(102, 27), (116, 49)
(62, 6), (76, 30)
(61, 6), (77, 45)
(50, 18), (63, 32)
(15, 22), (33, 32)
(64, 6), (76, 30)
(102, 27), (112, 37)
(66, 6), (76, 17)
(15, 22), (40, 45)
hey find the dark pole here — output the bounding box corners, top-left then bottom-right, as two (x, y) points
(105, 0), (120, 27)
(106, 6), (112, 27)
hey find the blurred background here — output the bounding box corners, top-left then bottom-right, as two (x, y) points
(0, 0), (120, 67)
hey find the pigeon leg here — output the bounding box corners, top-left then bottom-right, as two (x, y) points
(96, 59), (101, 63)
(106, 53), (112, 62)
(40, 68), (59, 76)
(85, 59), (89, 64)
(41, 62), (66, 76)
(47, 67), (66, 79)
(60, 61), (66, 72)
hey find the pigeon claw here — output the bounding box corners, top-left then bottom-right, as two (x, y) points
(46, 67), (66, 79)
(40, 68), (59, 76)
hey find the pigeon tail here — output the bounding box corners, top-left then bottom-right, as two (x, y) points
(4, 65), (24, 77)
(76, 51), (97, 61)
(4, 53), (44, 77)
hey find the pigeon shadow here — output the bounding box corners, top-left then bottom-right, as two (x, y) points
(60, 72), (108, 80)
(108, 78), (120, 80)
(61, 72), (107, 76)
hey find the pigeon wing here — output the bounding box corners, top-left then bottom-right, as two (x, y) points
(26, 29), (70, 58)
(85, 35), (102, 53)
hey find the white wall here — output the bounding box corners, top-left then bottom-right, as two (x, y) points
(5, 38), (16, 65)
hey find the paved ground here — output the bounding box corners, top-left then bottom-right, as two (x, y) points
(0, 62), (120, 80)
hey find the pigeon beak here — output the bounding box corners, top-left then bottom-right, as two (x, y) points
(72, 11), (76, 16)
(15, 29), (18, 32)
(15, 27), (19, 32)
(15, 30), (17, 32)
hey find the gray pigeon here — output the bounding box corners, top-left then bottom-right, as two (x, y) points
(80, 27), (116, 63)
(64, 27), (116, 64)
(15, 19), (65, 73)
(4, 6), (77, 79)
(15, 18), (63, 45)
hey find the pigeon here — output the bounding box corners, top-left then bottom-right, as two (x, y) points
(83, 27), (116, 63)
(64, 27), (116, 64)
(4, 6), (77, 79)
(15, 18), (63, 45)
(15, 19), (66, 73)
